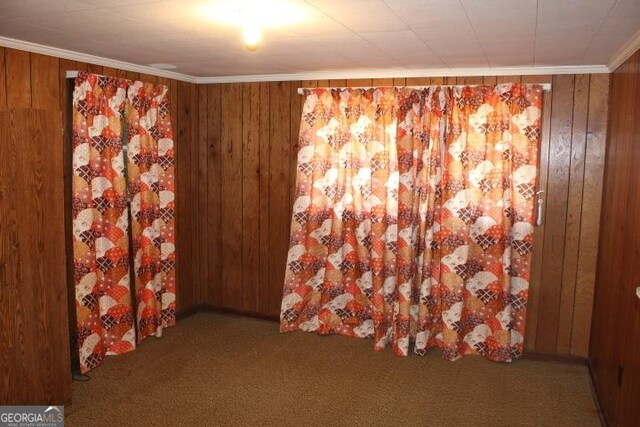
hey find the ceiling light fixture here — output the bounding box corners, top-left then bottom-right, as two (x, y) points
(242, 26), (262, 51)
(203, 0), (307, 51)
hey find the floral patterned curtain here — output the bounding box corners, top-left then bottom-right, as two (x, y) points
(72, 73), (136, 372)
(281, 88), (399, 342)
(126, 81), (177, 341)
(72, 73), (177, 372)
(281, 84), (542, 362)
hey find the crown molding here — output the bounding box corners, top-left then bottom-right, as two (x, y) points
(0, 35), (611, 85)
(194, 65), (609, 84)
(608, 29), (640, 72)
(0, 36), (197, 83)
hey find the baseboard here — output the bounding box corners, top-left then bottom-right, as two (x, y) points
(521, 350), (589, 365)
(176, 305), (201, 320)
(587, 360), (608, 427)
(197, 304), (280, 322)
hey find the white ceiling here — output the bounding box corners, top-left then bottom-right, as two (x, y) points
(0, 0), (639, 79)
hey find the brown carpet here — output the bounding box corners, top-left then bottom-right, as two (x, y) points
(65, 313), (601, 427)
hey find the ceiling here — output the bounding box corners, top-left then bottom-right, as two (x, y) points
(0, 0), (639, 80)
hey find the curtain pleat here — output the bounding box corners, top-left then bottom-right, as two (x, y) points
(126, 81), (177, 341)
(72, 73), (136, 372)
(281, 84), (542, 362)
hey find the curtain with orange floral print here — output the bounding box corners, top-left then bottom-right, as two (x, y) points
(280, 88), (399, 345)
(126, 81), (177, 341)
(281, 84), (542, 362)
(72, 72), (136, 373)
(72, 73), (177, 373)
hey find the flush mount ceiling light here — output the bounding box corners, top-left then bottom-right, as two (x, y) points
(242, 26), (262, 51)
(203, 0), (307, 51)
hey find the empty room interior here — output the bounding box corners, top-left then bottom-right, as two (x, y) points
(1, 0), (639, 426)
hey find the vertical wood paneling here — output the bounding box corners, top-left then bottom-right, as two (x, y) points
(87, 63), (102, 75)
(591, 63), (634, 423)
(556, 74), (589, 354)
(522, 75), (553, 85)
(0, 48), (6, 108)
(74, 62), (87, 72)
(525, 87), (553, 350)
(30, 54), (59, 110)
(170, 80), (178, 135)
(6, 49), (31, 108)
(483, 76), (498, 85)
(329, 79), (347, 88)
(0, 110), (71, 404)
(459, 76), (484, 85)
(572, 73), (608, 355)
(589, 50), (639, 427)
(125, 71), (139, 81)
(58, 59), (76, 109)
(176, 81), (196, 312)
(497, 75), (522, 84)
(102, 67), (117, 77)
(289, 81), (303, 216)
(221, 83), (244, 309)
(405, 77), (430, 86)
(139, 73), (157, 84)
(616, 57), (640, 426)
(242, 82), (261, 310)
(535, 74), (575, 352)
(207, 84), (223, 306)
(0, 111), (19, 403)
(198, 85), (209, 305)
(257, 81), (271, 314)
(188, 82), (200, 305)
(346, 78), (372, 87)
(372, 78), (394, 86)
(522, 74), (555, 351)
(268, 81), (291, 314)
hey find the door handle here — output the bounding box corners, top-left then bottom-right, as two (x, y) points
(535, 190), (545, 227)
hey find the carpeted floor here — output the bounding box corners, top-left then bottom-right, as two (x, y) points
(65, 313), (601, 427)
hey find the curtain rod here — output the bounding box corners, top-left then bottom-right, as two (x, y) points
(297, 83), (552, 95)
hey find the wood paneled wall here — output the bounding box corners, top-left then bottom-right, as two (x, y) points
(195, 73), (609, 358)
(0, 109), (70, 405)
(0, 46), (199, 404)
(590, 49), (640, 427)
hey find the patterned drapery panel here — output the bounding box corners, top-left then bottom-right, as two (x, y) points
(72, 72), (136, 373)
(126, 81), (177, 341)
(281, 84), (542, 362)
(281, 88), (399, 345)
(72, 72), (177, 373)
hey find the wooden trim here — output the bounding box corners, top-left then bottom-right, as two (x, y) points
(195, 66), (610, 84)
(198, 305), (280, 322)
(176, 306), (200, 321)
(607, 29), (640, 71)
(0, 36), (196, 82)
(521, 350), (589, 366)
(587, 360), (609, 427)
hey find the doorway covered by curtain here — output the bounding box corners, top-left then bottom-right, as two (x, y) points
(71, 72), (177, 372)
(281, 84), (542, 361)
